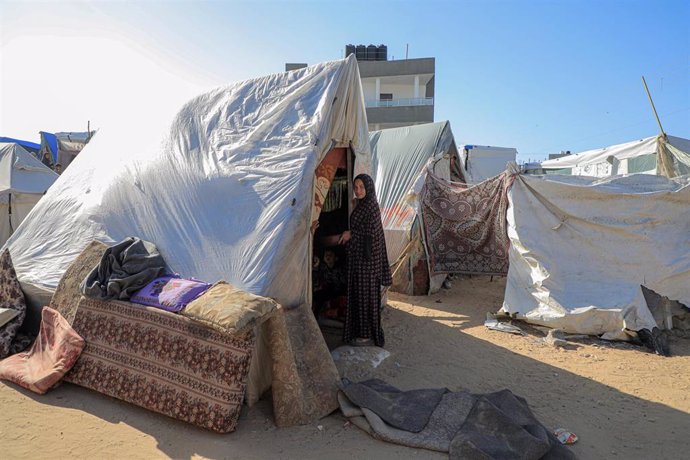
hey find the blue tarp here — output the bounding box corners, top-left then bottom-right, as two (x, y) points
(39, 131), (59, 164)
(0, 137), (41, 154)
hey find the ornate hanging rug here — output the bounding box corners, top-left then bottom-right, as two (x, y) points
(420, 173), (515, 275)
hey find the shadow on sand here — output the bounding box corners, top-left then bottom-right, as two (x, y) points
(4, 276), (689, 459)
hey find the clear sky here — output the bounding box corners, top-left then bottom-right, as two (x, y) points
(1, 0), (688, 162)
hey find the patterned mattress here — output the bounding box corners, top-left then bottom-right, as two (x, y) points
(66, 296), (254, 433)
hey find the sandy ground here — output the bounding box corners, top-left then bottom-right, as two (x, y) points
(2, 276), (689, 459)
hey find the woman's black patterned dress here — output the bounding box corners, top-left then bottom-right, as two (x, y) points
(343, 174), (392, 347)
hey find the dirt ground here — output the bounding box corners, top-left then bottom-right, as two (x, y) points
(2, 276), (689, 459)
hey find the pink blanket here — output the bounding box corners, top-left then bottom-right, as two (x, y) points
(0, 307), (84, 394)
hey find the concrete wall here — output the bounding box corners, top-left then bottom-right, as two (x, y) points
(378, 83), (417, 100)
(366, 105), (434, 125)
(426, 76), (435, 98)
(361, 80), (377, 101)
(358, 57), (435, 78)
(285, 63), (308, 71)
(362, 79), (429, 102)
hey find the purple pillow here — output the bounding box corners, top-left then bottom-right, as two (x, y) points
(130, 275), (211, 312)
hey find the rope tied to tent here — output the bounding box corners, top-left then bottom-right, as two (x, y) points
(656, 134), (690, 178)
(517, 176), (571, 232)
(551, 218), (567, 231)
(8, 193), (13, 235)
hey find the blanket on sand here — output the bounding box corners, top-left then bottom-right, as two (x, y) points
(339, 379), (575, 459)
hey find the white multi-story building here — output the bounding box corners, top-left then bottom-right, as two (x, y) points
(358, 57), (435, 130)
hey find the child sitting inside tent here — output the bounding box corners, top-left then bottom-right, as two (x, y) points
(313, 248), (346, 317)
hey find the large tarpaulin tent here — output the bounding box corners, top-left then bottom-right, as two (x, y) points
(501, 173), (690, 339)
(0, 137), (41, 155)
(7, 55), (370, 307)
(4, 56), (371, 424)
(369, 121), (461, 295)
(540, 134), (690, 178)
(0, 143), (58, 245)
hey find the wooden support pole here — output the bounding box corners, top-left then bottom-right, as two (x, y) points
(641, 76), (666, 137)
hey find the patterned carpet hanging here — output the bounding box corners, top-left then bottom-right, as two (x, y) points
(420, 172), (516, 275)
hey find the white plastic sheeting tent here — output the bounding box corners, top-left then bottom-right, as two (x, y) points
(5, 55), (371, 310)
(0, 143), (58, 246)
(502, 173), (690, 339)
(540, 134), (690, 178)
(461, 145), (517, 183)
(369, 121), (459, 264)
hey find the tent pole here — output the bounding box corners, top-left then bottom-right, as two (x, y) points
(641, 76), (666, 138)
(8, 193), (13, 235)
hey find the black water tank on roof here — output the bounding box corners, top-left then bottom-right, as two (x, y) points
(366, 44), (377, 61)
(355, 45), (366, 60)
(345, 44), (355, 57)
(377, 44), (387, 61)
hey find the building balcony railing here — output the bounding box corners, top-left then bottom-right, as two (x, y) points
(365, 97), (434, 108)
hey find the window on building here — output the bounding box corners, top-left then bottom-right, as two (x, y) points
(379, 93), (393, 100)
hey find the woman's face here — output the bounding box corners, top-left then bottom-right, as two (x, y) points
(354, 178), (366, 200)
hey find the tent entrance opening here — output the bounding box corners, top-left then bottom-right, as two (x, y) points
(312, 160), (350, 347)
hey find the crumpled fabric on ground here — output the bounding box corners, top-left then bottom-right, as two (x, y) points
(339, 379), (576, 460)
(0, 306), (84, 394)
(80, 237), (167, 300)
(341, 378), (447, 433)
(449, 389), (575, 460)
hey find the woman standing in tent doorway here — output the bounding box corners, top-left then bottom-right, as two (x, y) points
(339, 174), (392, 347)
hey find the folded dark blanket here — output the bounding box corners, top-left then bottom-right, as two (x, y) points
(341, 378), (448, 433)
(80, 237), (167, 300)
(450, 389), (575, 460)
(340, 380), (577, 460)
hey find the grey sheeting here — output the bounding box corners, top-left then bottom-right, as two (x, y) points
(341, 377), (447, 432)
(339, 389), (475, 452)
(339, 379), (575, 459)
(449, 390), (575, 460)
(80, 237), (167, 300)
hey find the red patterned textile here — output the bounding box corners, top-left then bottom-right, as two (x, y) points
(66, 297), (254, 433)
(312, 147), (347, 225)
(0, 307), (84, 394)
(420, 172), (516, 275)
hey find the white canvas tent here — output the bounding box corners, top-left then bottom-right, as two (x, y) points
(460, 144), (517, 183)
(540, 134), (690, 178)
(6, 55), (370, 307)
(369, 121), (461, 295)
(0, 142), (58, 246)
(5, 56), (371, 418)
(502, 173), (690, 340)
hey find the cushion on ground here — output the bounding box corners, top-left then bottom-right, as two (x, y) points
(66, 296), (254, 433)
(181, 281), (279, 335)
(0, 306), (84, 394)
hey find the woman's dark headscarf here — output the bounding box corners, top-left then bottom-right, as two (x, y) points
(354, 173), (379, 207)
